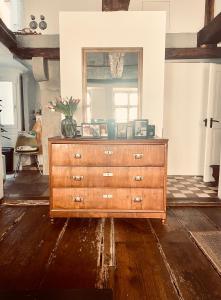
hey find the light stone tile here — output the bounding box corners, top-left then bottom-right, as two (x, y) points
(196, 193), (210, 198)
(189, 187), (200, 191)
(173, 193), (187, 198)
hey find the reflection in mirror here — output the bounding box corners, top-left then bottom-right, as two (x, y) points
(82, 48), (143, 123)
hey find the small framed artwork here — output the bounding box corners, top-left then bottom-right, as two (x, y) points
(116, 123), (128, 139)
(133, 119), (149, 138)
(99, 123), (108, 138)
(82, 123), (100, 138)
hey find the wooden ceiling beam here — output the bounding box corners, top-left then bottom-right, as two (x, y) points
(197, 12), (221, 46)
(204, 0), (215, 26)
(165, 47), (221, 60)
(14, 47), (60, 60)
(0, 18), (17, 50)
(102, 0), (130, 11)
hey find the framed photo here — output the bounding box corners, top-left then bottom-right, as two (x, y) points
(133, 119), (148, 138)
(99, 123), (108, 138)
(82, 123), (100, 138)
(116, 123), (128, 139)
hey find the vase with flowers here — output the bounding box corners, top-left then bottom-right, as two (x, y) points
(48, 96), (80, 138)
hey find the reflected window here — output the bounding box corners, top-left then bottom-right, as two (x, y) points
(113, 88), (138, 123)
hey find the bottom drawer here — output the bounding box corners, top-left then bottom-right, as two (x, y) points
(52, 188), (164, 211)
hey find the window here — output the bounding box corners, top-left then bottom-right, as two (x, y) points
(113, 88), (138, 123)
(0, 82), (15, 126)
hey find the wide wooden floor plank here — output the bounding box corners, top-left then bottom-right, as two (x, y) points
(198, 207), (221, 229)
(172, 207), (217, 231)
(0, 206), (27, 240)
(114, 219), (178, 300)
(40, 218), (100, 289)
(0, 206), (65, 291)
(151, 209), (221, 300)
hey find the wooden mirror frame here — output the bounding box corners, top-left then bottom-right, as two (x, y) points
(82, 47), (143, 122)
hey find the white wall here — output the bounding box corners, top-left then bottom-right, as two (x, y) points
(22, 0), (102, 34)
(60, 11), (166, 136)
(129, 0), (205, 33)
(164, 63), (209, 175)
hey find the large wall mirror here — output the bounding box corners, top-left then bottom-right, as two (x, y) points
(82, 48), (143, 123)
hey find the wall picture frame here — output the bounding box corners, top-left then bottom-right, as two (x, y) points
(133, 119), (149, 138)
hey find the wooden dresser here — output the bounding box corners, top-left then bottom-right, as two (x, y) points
(48, 137), (168, 223)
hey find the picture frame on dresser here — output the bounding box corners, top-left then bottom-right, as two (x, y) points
(133, 119), (149, 138)
(116, 123), (128, 139)
(82, 123), (100, 138)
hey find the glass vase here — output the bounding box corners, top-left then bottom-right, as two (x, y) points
(61, 116), (77, 138)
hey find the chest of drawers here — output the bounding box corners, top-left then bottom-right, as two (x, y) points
(48, 137), (168, 223)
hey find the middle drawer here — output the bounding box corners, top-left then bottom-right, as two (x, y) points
(51, 166), (164, 188)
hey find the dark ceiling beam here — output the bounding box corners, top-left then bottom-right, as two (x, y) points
(102, 0), (130, 11)
(165, 47), (221, 60)
(204, 0), (215, 26)
(14, 47), (60, 60)
(0, 18), (17, 50)
(197, 12), (221, 46)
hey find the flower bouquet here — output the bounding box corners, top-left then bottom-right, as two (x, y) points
(48, 96), (80, 138)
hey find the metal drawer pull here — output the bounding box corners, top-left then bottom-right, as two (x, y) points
(133, 196), (142, 202)
(134, 176), (144, 181)
(72, 175), (84, 181)
(73, 196), (83, 202)
(104, 150), (113, 155)
(103, 172), (113, 177)
(103, 194), (113, 199)
(74, 153), (81, 159)
(134, 153), (143, 159)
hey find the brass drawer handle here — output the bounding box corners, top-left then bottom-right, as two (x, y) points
(133, 196), (142, 202)
(134, 176), (144, 181)
(74, 153), (81, 159)
(133, 153), (144, 159)
(73, 196), (83, 202)
(104, 150), (113, 155)
(103, 194), (113, 199)
(103, 172), (113, 177)
(72, 175), (84, 181)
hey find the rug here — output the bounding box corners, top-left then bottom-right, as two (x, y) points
(190, 231), (221, 274)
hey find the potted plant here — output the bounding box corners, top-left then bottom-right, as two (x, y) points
(48, 97), (80, 138)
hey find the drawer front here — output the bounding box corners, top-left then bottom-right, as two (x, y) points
(51, 166), (165, 188)
(51, 144), (165, 167)
(52, 188), (164, 211)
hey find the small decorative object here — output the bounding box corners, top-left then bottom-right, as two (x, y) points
(107, 119), (116, 139)
(133, 119), (149, 138)
(147, 125), (155, 138)
(127, 122), (133, 139)
(116, 123), (128, 139)
(48, 97), (80, 138)
(100, 123), (108, 137)
(39, 15), (47, 30)
(82, 123), (100, 138)
(29, 15), (38, 30)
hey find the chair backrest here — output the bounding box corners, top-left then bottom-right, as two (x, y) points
(15, 132), (39, 152)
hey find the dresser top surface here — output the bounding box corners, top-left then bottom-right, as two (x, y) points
(48, 136), (168, 145)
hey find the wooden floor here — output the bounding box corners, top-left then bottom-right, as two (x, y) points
(0, 205), (221, 299)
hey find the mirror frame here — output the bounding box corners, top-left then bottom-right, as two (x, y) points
(82, 47), (143, 122)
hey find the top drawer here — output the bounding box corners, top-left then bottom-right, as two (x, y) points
(51, 143), (165, 167)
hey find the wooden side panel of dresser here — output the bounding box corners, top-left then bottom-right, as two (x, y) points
(48, 139), (168, 221)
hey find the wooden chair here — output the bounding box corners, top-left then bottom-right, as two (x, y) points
(14, 132), (42, 177)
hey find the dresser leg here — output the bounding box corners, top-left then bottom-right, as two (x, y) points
(50, 218), (54, 224)
(162, 218), (166, 225)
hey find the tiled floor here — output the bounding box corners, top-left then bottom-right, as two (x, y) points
(167, 176), (218, 199)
